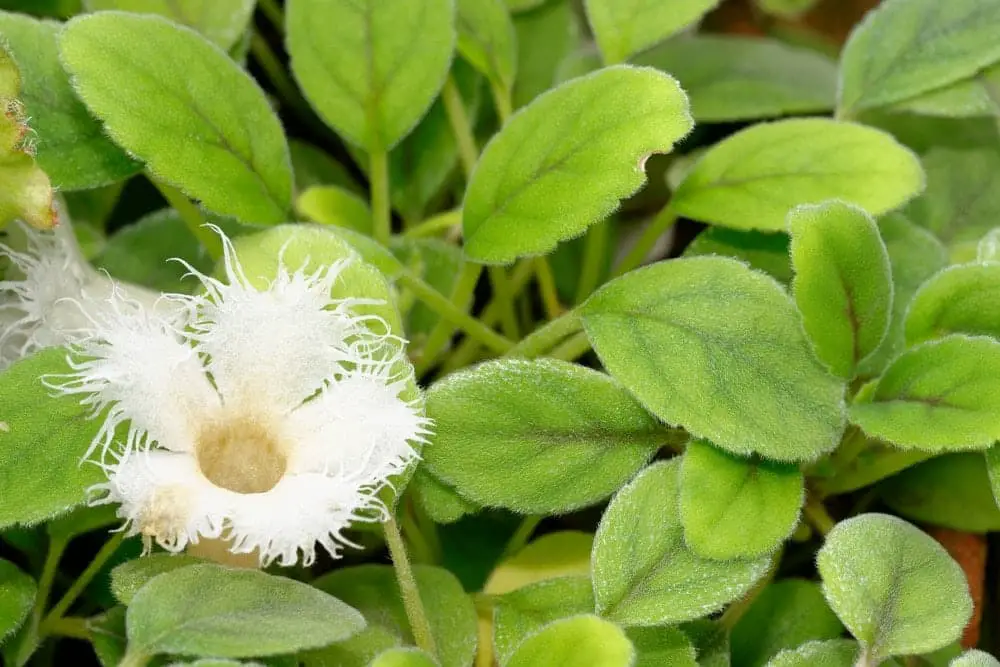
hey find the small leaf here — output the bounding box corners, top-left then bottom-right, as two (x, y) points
(634, 35), (837, 122)
(905, 263), (1000, 345)
(680, 621), (730, 667)
(837, 0), (1000, 116)
(583, 0), (719, 64)
(289, 139), (363, 194)
(628, 626), (698, 667)
(110, 554), (203, 605)
(506, 615), (634, 667)
(0, 348), (104, 529)
(295, 185), (373, 235)
(0, 559), (35, 642)
(683, 227), (792, 283)
(952, 650), (1000, 667)
(592, 460), (769, 626)
(462, 65), (692, 264)
(370, 648), (440, 667)
(83, 0), (256, 50)
(789, 202), (892, 379)
(126, 564), (365, 658)
(849, 335), (1000, 451)
(765, 639), (860, 667)
(59, 12), (293, 224)
(680, 440), (804, 560)
(511, 0), (580, 108)
(730, 579), (843, 667)
(423, 358), (663, 514)
(484, 531), (594, 595)
(817, 513), (972, 662)
(671, 118), (924, 232)
(456, 0), (517, 92)
(492, 576), (595, 664)
(286, 0), (455, 152)
(581, 256), (846, 462)
(410, 468), (479, 525)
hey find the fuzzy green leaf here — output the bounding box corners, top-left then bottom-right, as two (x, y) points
(506, 615), (634, 667)
(463, 66), (691, 264)
(952, 650), (1000, 667)
(410, 468), (479, 525)
(765, 639), (859, 667)
(581, 256), (846, 462)
(672, 119), (923, 232)
(456, 0), (516, 92)
(307, 565), (476, 667)
(0, 11), (138, 190)
(127, 564), (365, 658)
(286, 0), (455, 152)
(83, 0), (255, 49)
(837, 0), (1000, 117)
(731, 580), (843, 667)
(0, 560), (35, 642)
(295, 185), (373, 235)
(628, 627), (698, 667)
(850, 335), (1000, 451)
(370, 648), (439, 667)
(423, 358), (663, 513)
(683, 227), (792, 283)
(681, 621), (730, 667)
(493, 576), (595, 664)
(110, 554), (203, 605)
(906, 263), (1000, 345)
(789, 202), (892, 379)
(59, 12), (293, 224)
(511, 0), (579, 108)
(633, 36), (836, 122)
(889, 63), (1000, 119)
(0, 348), (104, 529)
(817, 513), (972, 663)
(583, 0), (719, 64)
(680, 440), (803, 560)
(592, 460), (769, 626)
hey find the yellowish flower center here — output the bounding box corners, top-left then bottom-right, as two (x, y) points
(196, 415), (288, 494)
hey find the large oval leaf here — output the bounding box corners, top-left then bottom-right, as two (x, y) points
(583, 0), (718, 64)
(905, 263), (1000, 345)
(817, 513), (972, 663)
(671, 119), (923, 232)
(126, 564), (366, 658)
(506, 615), (634, 667)
(0, 559), (35, 642)
(581, 256), (846, 462)
(286, 0), (455, 152)
(59, 12), (293, 224)
(849, 335), (1000, 451)
(423, 358), (664, 513)
(837, 0), (1000, 117)
(462, 65), (692, 264)
(592, 460), (769, 626)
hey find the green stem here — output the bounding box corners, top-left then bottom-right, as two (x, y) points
(118, 648), (152, 667)
(506, 311), (583, 359)
(385, 516), (439, 660)
(501, 516), (542, 559)
(40, 533), (125, 634)
(489, 266), (520, 340)
(613, 204), (677, 277)
(534, 256), (564, 319)
(404, 209), (462, 239)
(15, 534), (68, 666)
(400, 511), (435, 565)
(548, 331), (591, 362)
(152, 179), (223, 261)
(575, 221), (609, 304)
(415, 263), (484, 374)
(369, 149), (391, 244)
(441, 75), (478, 179)
(257, 0), (285, 33)
(45, 616), (89, 640)
(803, 496), (837, 536)
(490, 80), (513, 125)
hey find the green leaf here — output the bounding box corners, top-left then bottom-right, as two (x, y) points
(0, 11), (138, 190)
(423, 358), (663, 514)
(126, 563), (365, 658)
(511, 0), (579, 108)
(683, 227), (792, 283)
(583, 0), (719, 64)
(988, 443), (1000, 512)
(880, 453), (1000, 533)
(906, 263), (1000, 345)
(817, 513), (972, 663)
(492, 576), (595, 664)
(47, 503), (119, 542)
(857, 213), (948, 377)
(680, 440), (803, 560)
(671, 118), (923, 232)
(83, 0), (256, 49)
(370, 648), (439, 667)
(581, 256), (846, 462)
(765, 639), (860, 667)
(308, 565), (476, 667)
(789, 202), (892, 379)
(88, 606), (127, 667)
(730, 579), (843, 667)
(0, 348), (104, 529)
(110, 554), (203, 605)
(484, 531), (593, 595)
(754, 0), (817, 19)
(888, 63), (1000, 119)
(456, 0), (517, 92)
(680, 621), (730, 667)
(952, 650), (1000, 667)
(592, 460), (769, 626)
(628, 626), (698, 667)
(505, 0), (544, 13)
(288, 139), (363, 195)
(506, 615), (634, 667)
(59, 12), (293, 224)
(410, 468), (479, 525)
(633, 36), (837, 122)
(295, 185), (373, 235)
(849, 335), (1000, 451)
(319, 225), (407, 281)
(837, 0), (1000, 117)
(462, 65), (692, 264)
(389, 237), (466, 340)
(0, 560), (34, 642)
(286, 0), (455, 152)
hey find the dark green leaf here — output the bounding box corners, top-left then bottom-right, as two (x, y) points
(0, 560), (34, 642)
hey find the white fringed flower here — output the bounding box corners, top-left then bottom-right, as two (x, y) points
(53, 230), (429, 566)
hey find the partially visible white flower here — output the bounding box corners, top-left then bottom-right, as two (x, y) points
(52, 229), (430, 566)
(0, 216), (162, 368)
